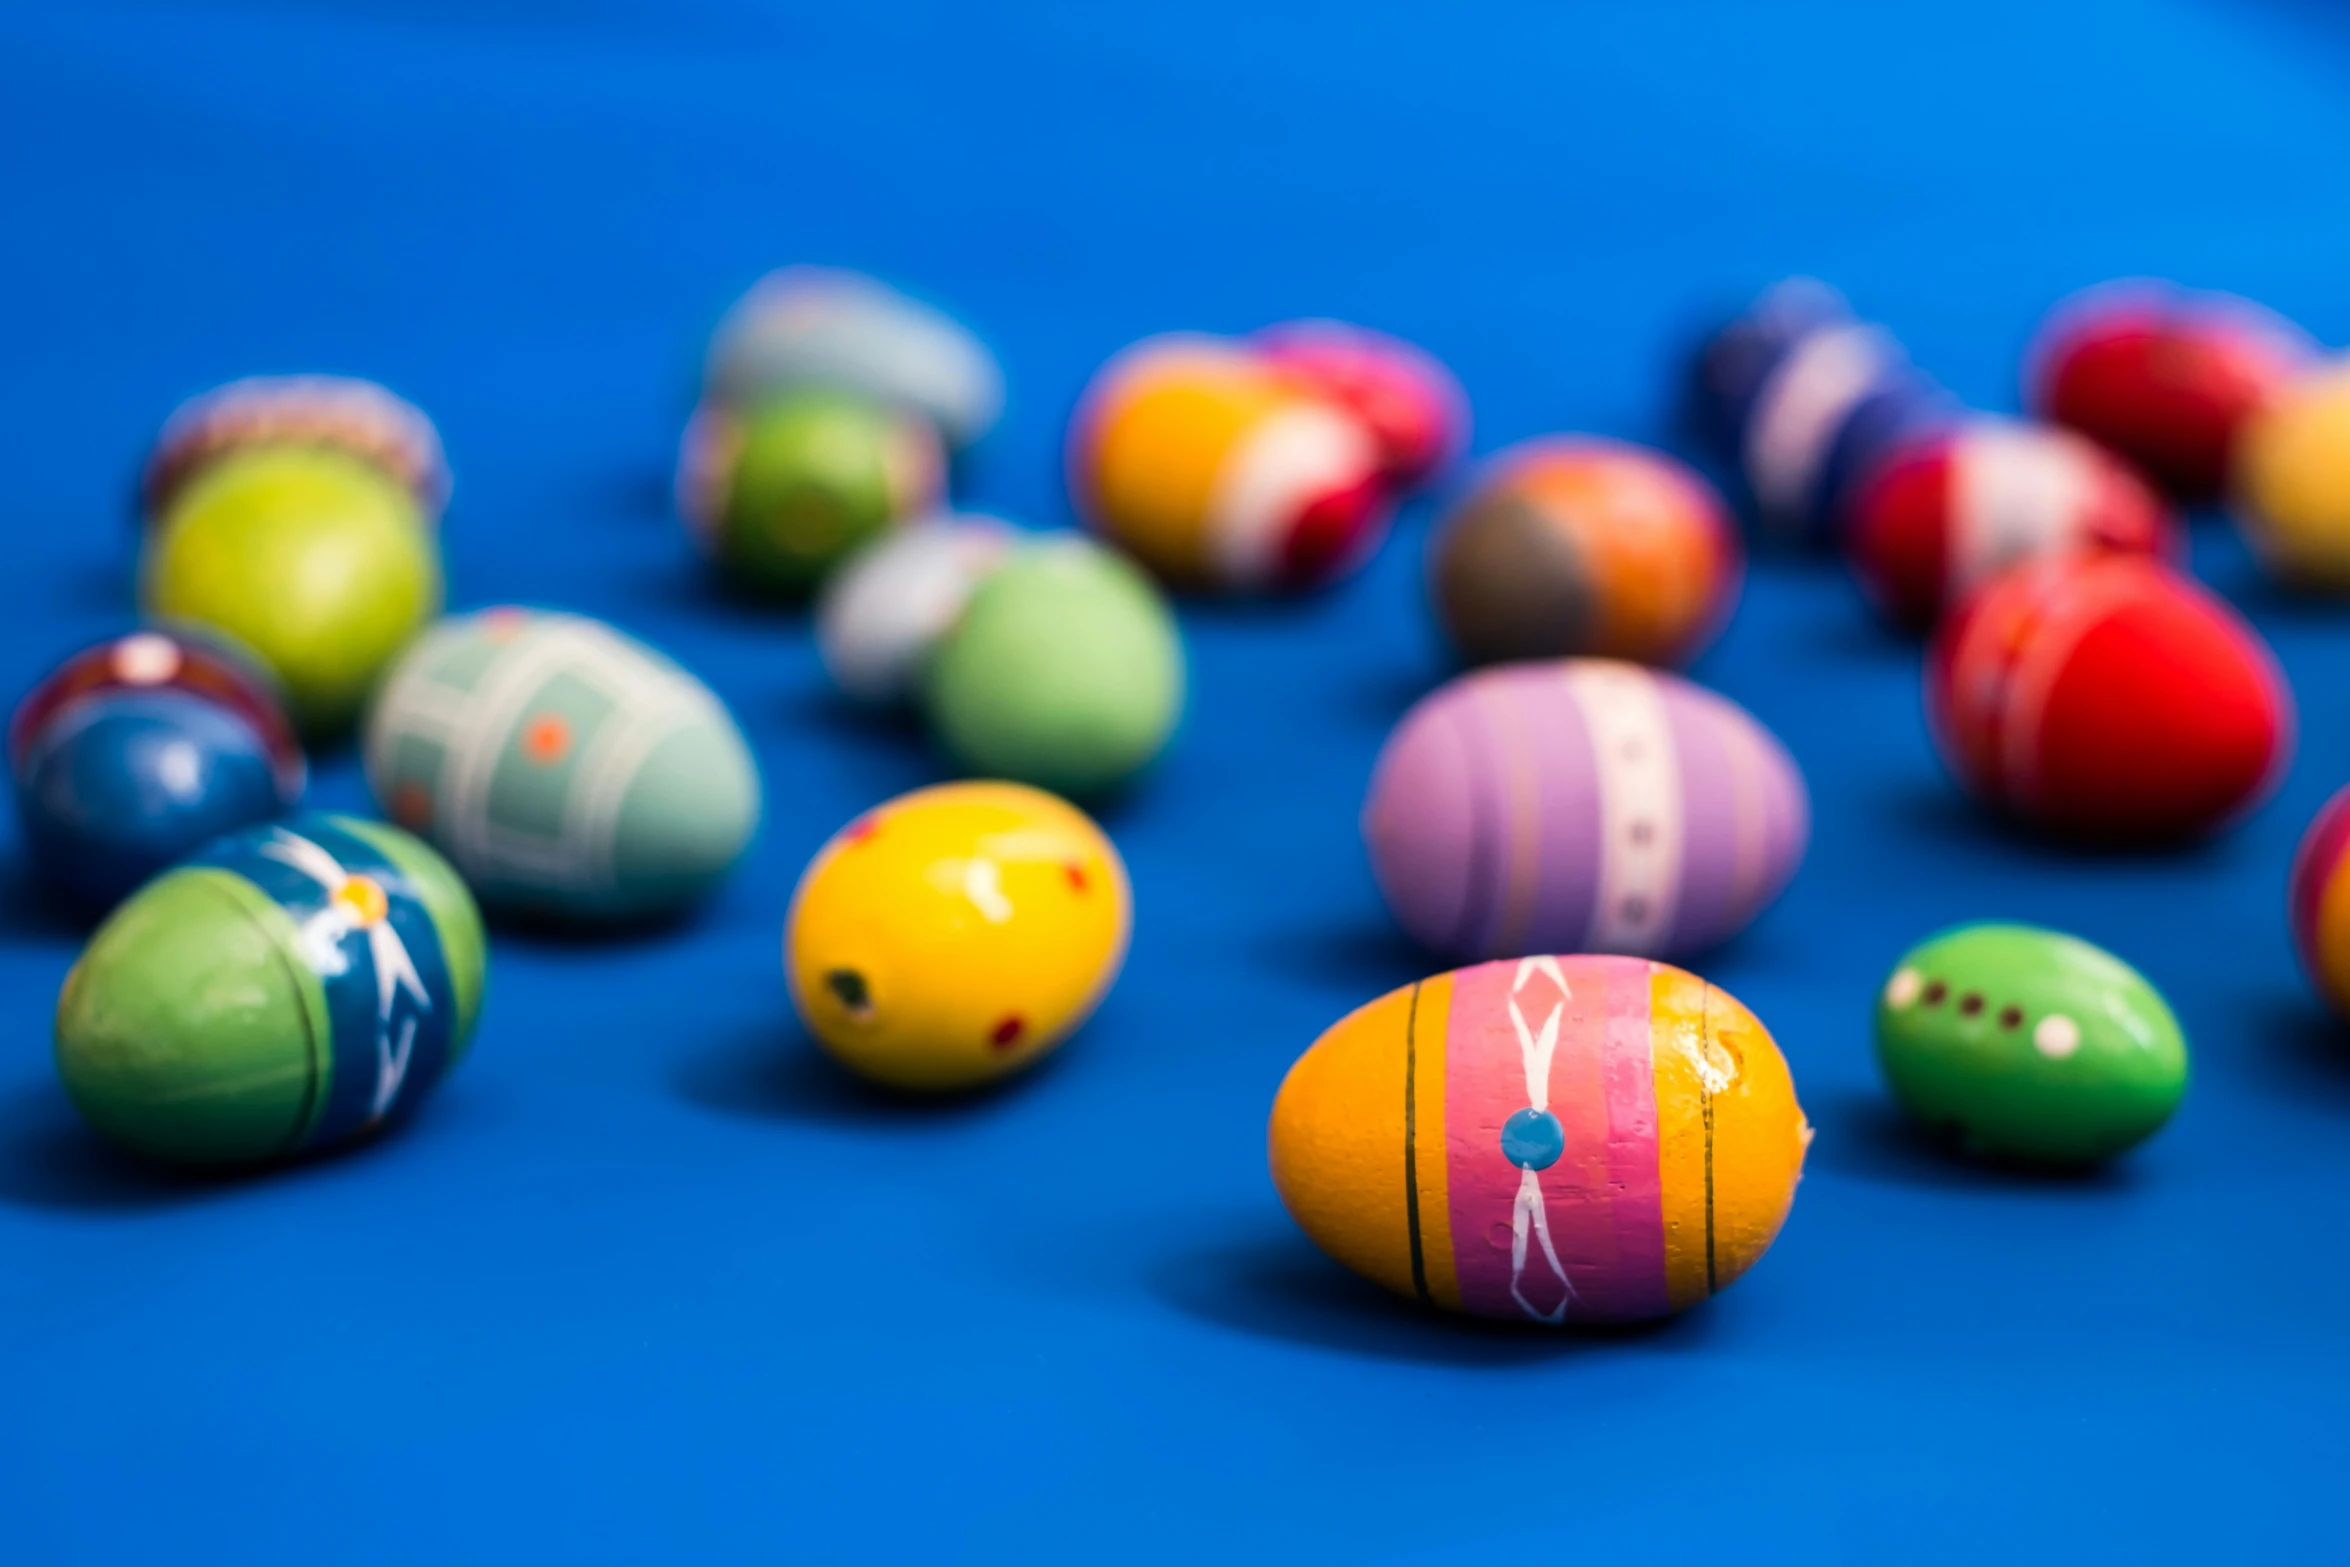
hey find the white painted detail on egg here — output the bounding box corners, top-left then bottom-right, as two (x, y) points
(1744, 323), (1894, 531)
(112, 633), (182, 686)
(1950, 424), (2092, 595)
(2034, 1013), (2082, 1059)
(1565, 661), (1682, 955)
(1207, 402), (1376, 588)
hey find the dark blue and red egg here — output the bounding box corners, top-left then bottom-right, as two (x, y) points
(9, 631), (304, 911)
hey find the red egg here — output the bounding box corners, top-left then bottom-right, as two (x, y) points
(1847, 420), (2174, 629)
(1927, 554), (2290, 842)
(2026, 281), (2313, 502)
(1255, 319), (1469, 491)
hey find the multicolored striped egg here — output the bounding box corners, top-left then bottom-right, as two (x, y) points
(1688, 277), (1952, 546)
(1364, 660), (1807, 962)
(141, 373), (449, 523)
(54, 813), (484, 1166)
(1270, 955), (1808, 1325)
(1846, 420), (2175, 629)
(2289, 785), (2350, 1022)
(2027, 279), (2313, 502)
(363, 608), (760, 922)
(1927, 554), (2291, 842)
(1254, 318), (1469, 490)
(1068, 334), (1391, 592)
(1430, 437), (1741, 667)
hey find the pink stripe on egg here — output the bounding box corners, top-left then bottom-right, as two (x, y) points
(1595, 959), (1670, 1321)
(1442, 957), (1669, 1324)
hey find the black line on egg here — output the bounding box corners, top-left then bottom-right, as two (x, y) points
(1403, 980), (1430, 1307)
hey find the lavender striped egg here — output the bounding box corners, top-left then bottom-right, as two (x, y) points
(1363, 659), (1808, 961)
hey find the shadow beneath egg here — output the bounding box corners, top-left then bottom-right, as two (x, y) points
(0, 1082), (239, 1214)
(1251, 915), (1430, 996)
(1149, 1224), (1709, 1366)
(0, 859), (98, 944)
(1868, 776), (2246, 869)
(2227, 991), (2350, 1106)
(669, 1023), (1009, 1129)
(2212, 567), (2350, 631)
(1783, 598), (1924, 664)
(616, 553), (816, 632)
(772, 679), (930, 751)
(486, 899), (713, 950)
(1803, 1087), (2139, 1193)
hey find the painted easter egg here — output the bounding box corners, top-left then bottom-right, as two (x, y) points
(703, 266), (1004, 449)
(675, 390), (945, 597)
(1270, 955), (1808, 1324)
(1846, 419), (2175, 629)
(10, 629), (300, 782)
(10, 630), (306, 912)
(923, 535), (1185, 798)
(1364, 659), (1807, 961)
(1430, 436), (1742, 667)
(1688, 277), (1953, 546)
(1255, 318), (1469, 490)
(787, 781), (1130, 1091)
(1068, 333), (1392, 592)
(2233, 360), (2350, 591)
(142, 373), (449, 523)
(2027, 279), (2314, 502)
(1927, 554), (2290, 842)
(2289, 784), (2350, 1022)
(815, 514), (1017, 705)
(142, 445), (443, 737)
(363, 607), (760, 922)
(1875, 924), (2186, 1164)
(54, 813), (485, 1166)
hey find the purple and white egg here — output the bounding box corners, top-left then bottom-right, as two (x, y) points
(1362, 659), (1808, 961)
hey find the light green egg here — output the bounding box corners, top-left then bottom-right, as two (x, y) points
(142, 446), (441, 737)
(923, 535), (1185, 798)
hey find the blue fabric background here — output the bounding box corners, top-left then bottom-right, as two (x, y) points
(4, 3), (2348, 1561)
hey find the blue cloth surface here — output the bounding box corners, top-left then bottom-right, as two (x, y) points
(4, 2), (2349, 1561)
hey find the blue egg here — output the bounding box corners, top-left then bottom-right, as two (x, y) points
(16, 690), (290, 910)
(1690, 276), (1854, 448)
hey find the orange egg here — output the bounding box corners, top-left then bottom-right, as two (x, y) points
(1067, 334), (1391, 592)
(1270, 955), (1808, 1324)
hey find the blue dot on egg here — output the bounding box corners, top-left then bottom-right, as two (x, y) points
(1501, 1107), (1565, 1171)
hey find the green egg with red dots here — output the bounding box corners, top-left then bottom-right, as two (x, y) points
(1874, 922), (2186, 1164)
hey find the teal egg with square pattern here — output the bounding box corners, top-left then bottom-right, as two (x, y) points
(362, 608), (761, 922)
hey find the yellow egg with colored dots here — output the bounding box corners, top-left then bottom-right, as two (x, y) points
(786, 780), (1131, 1090)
